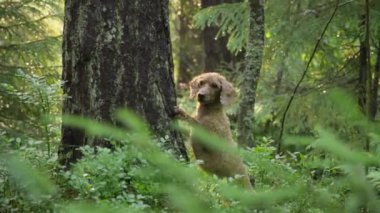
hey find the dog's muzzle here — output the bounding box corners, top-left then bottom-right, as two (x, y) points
(197, 94), (205, 102)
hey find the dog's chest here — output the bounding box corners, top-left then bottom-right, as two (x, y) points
(195, 113), (232, 140)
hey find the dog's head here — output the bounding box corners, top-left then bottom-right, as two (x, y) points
(189, 72), (236, 106)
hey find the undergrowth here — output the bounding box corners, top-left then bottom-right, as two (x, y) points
(1, 91), (380, 212)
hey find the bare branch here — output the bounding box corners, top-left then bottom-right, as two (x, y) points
(0, 35), (61, 49)
(0, 14), (61, 29)
(277, 0), (341, 154)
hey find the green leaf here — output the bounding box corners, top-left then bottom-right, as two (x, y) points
(3, 154), (57, 199)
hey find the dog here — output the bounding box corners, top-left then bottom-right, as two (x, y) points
(175, 72), (253, 189)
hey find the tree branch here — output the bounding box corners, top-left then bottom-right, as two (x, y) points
(0, 35), (61, 49)
(277, 0), (341, 154)
(0, 14), (61, 29)
(0, 64), (62, 70)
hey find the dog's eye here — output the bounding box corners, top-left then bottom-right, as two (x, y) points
(210, 83), (218, 88)
(199, 80), (204, 86)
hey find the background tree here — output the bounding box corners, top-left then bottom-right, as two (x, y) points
(372, 39), (380, 118)
(59, 0), (188, 166)
(0, 0), (63, 155)
(236, 0), (264, 147)
(194, 0), (380, 147)
(254, 0), (380, 149)
(201, 0), (243, 72)
(171, 0), (203, 84)
(356, 0), (380, 122)
(358, 0), (371, 119)
(171, 0), (244, 84)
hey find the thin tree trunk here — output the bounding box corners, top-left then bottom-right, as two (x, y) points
(369, 41), (380, 119)
(178, 9), (191, 83)
(358, 0), (372, 119)
(358, 38), (368, 112)
(358, 1), (371, 189)
(177, 0), (195, 84)
(274, 65), (284, 95)
(237, 0), (264, 147)
(59, 0), (188, 167)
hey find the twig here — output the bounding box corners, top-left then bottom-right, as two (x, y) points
(0, 35), (62, 49)
(0, 14), (61, 29)
(0, 64), (62, 70)
(277, 0), (341, 154)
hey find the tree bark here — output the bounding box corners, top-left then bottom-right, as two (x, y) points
(59, 0), (188, 167)
(178, 4), (192, 84)
(370, 43), (380, 119)
(201, 0), (243, 72)
(358, 0), (372, 120)
(358, 0), (371, 183)
(237, 0), (264, 147)
(177, 0), (200, 84)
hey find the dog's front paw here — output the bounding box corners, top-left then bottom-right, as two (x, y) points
(173, 106), (186, 118)
(173, 106), (198, 124)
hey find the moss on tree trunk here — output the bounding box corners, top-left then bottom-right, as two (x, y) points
(237, 0), (264, 147)
(59, 0), (188, 166)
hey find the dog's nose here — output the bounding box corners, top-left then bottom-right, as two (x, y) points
(197, 94), (205, 102)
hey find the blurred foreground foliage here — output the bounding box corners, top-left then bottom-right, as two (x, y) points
(2, 90), (380, 212)
(2, 0), (380, 212)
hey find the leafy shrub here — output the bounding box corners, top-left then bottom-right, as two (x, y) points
(2, 95), (380, 212)
(63, 145), (157, 210)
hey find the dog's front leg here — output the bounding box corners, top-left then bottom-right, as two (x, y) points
(173, 106), (199, 125)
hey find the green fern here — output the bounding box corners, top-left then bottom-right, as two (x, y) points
(193, 2), (248, 54)
(367, 171), (380, 193)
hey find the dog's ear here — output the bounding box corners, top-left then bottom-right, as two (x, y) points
(220, 78), (236, 106)
(189, 77), (200, 99)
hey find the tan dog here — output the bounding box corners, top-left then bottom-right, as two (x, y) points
(175, 72), (253, 189)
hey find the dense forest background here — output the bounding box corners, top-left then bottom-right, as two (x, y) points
(1, 0), (380, 212)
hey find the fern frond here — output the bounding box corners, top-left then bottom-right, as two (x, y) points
(193, 2), (248, 54)
(367, 171), (380, 192)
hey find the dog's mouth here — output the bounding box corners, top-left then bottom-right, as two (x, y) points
(197, 95), (217, 105)
(197, 92), (222, 105)
(197, 94), (213, 104)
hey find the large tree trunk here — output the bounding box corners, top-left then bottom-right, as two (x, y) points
(236, 0), (264, 147)
(59, 0), (188, 167)
(201, 0), (243, 71)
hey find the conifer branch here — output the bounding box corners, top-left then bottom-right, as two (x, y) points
(277, 0), (341, 154)
(0, 14), (61, 29)
(0, 35), (61, 49)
